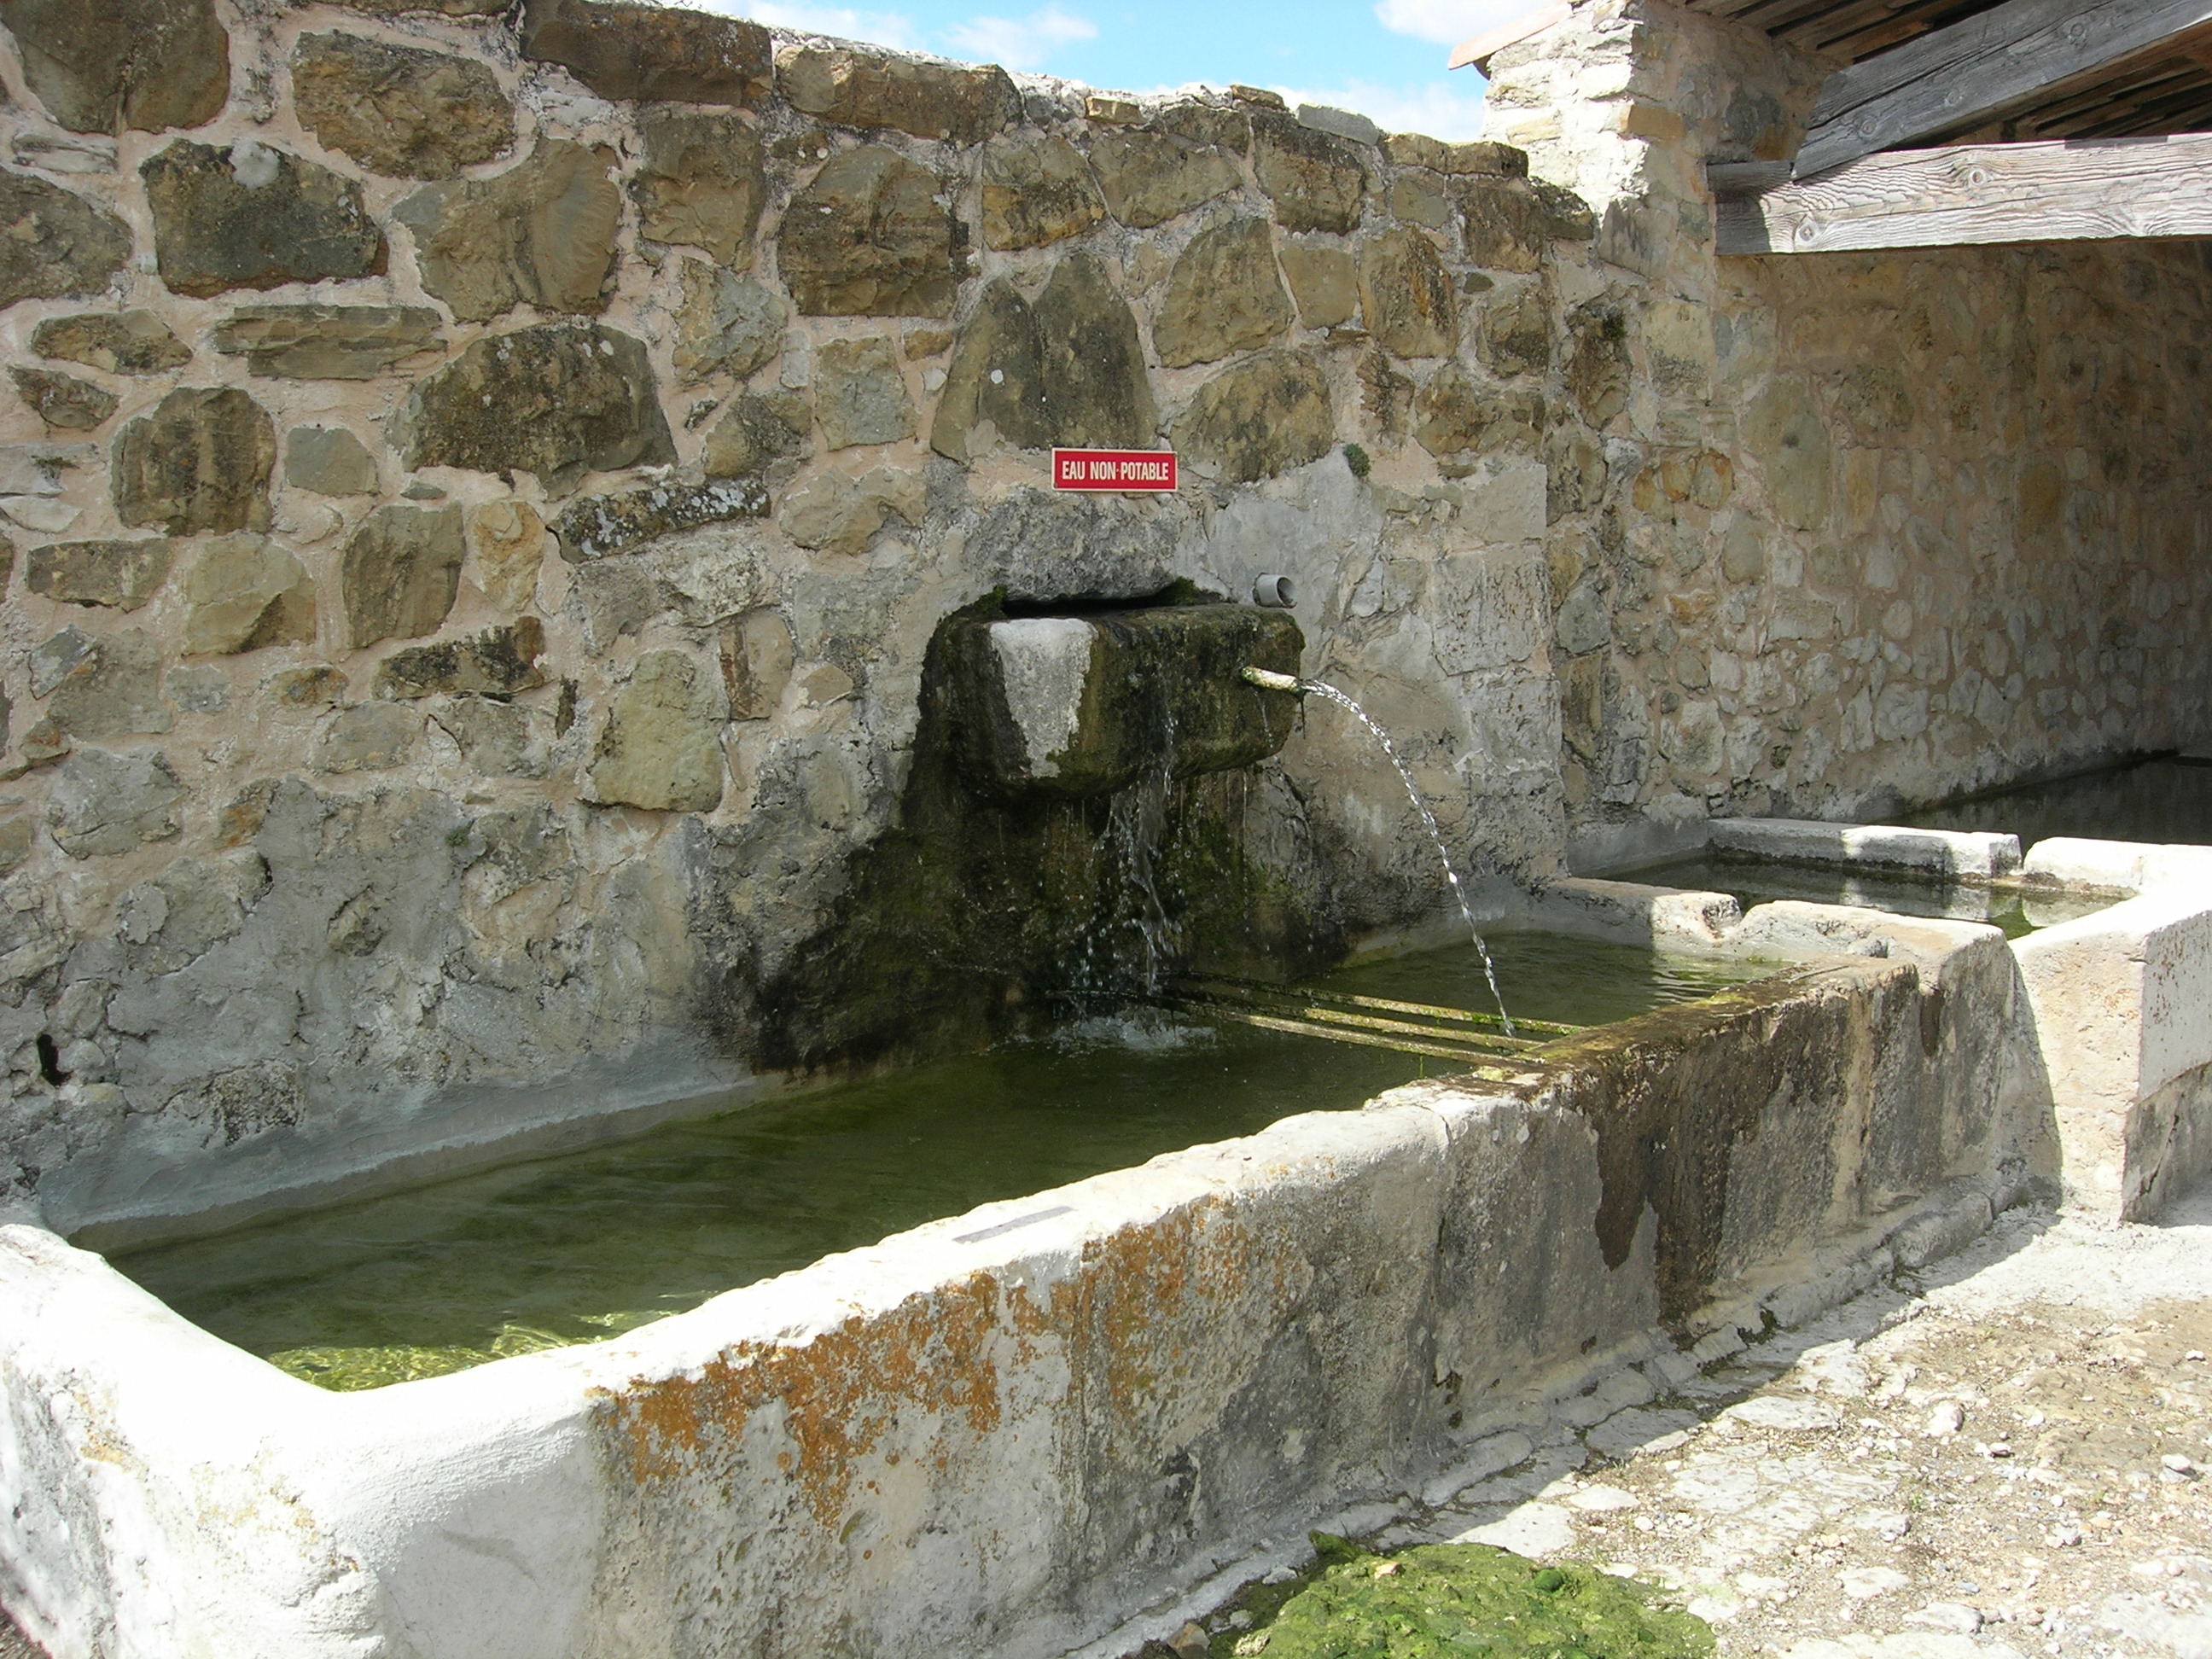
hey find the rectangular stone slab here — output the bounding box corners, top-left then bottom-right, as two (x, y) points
(942, 602), (1304, 799)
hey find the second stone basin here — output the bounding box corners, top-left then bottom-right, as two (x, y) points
(944, 600), (1303, 799)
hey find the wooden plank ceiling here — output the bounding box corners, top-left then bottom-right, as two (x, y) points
(1687, 0), (2212, 140)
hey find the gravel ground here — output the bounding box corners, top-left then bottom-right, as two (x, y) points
(9, 1196), (2211, 1659)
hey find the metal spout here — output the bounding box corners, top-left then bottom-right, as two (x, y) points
(1241, 666), (1304, 693)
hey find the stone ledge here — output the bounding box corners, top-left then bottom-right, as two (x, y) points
(1708, 818), (2023, 881)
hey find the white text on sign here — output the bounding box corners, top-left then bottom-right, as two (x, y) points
(1050, 448), (1179, 492)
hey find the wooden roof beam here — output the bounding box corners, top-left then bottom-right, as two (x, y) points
(1712, 128), (2212, 250)
(1795, 0), (2212, 176)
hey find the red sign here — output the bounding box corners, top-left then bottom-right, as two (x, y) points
(1051, 448), (1179, 492)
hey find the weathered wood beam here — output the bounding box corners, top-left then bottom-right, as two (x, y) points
(1796, 0), (2212, 176)
(1714, 129), (2212, 252)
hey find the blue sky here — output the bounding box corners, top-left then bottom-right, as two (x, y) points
(692, 0), (1520, 139)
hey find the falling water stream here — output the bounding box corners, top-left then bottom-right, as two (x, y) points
(1247, 669), (1515, 1035)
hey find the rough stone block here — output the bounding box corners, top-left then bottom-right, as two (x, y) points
(777, 466), (923, 556)
(585, 649), (725, 812)
(521, 0), (771, 104)
(290, 32), (515, 180)
(814, 337), (915, 451)
(928, 279), (1048, 462)
(1414, 366), (1540, 470)
(1173, 349), (1335, 483)
(465, 500), (546, 612)
(141, 141), (386, 297)
(313, 702), (419, 774)
(1279, 240), (1357, 329)
(777, 44), (1017, 143)
(11, 367), (118, 430)
(39, 627), (172, 736)
(284, 427), (380, 498)
(113, 387), (276, 534)
(700, 392), (812, 480)
(671, 261), (784, 385)
(429, 697), (551, 779)
(946, 603), (1302, 798)
(1033, 251), (1155, 449)
(1379, 133), (1525, 177)
(1358, 224), (1457, 359)
(394, 140), (620, 323)
(0, 174), (131, 309)
(1477, 282), (1549, 377)
(212, 306), (444, 380)
(1252, 112), (1367, 233)
(777, 148), (958, 319)
(980, 135), (1105, 250)
(182, 534), (316, 655)
(25, 538), (172, 610)
(1085, 129), (1239, 229)
(632, 109), (765, 267)
(721, 608), (794, 720)
(390, 324), (674, 496)
(31, 311), (189, 376)
(1153, 217), (1295, 369)
(550, 478), (769, 562)
(341, 504), (464, 648)
(0, 0), (230, 134)
(45, 746), (183, 857)
(372, 619), (545, 700)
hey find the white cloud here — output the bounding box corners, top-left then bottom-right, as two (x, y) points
(1271, 79), (1490, 142)
(687, 0), (923, 49)
(1373, 0), (1536, 48)
(944, 5), (1097, 69)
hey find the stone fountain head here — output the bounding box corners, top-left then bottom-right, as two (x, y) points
(944, 596), (1304, 801)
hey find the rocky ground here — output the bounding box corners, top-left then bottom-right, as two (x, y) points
(1152, 1193), (2212, 1659)
(8, 1197), (2210, 1659)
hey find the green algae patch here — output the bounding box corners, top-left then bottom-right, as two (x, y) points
(270, 1323), (576, 1389)
(1226, 1538), (1712, 1659)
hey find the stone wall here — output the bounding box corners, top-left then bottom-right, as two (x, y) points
(0, 0), (1583, 1235)
(1479, 0), (2212, 870)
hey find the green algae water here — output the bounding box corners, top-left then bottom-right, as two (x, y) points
(1213, 1537), (1712, 1659)
(1614, 853), (2114, 938)
(112, 934), (1759, 1392)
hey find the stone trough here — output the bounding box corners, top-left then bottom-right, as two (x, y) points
(7, 824), (2211, 1658)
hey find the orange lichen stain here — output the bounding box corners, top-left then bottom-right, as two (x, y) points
(606, 1270), (1018, 1525)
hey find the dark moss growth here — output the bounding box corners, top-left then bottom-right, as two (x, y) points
(1198, 1536), (1711, 1659)
(1343, 443), (1371, 479)
(1524, 958), (1917, 1325)
(754, 595), (1338, 1074)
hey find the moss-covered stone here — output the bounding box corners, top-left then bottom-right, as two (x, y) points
(0, 174), (131, 310)
(390, 324), (674, 495)
(142, 141), (386, 297)
(631, 108), (765, 267)
(980, 135), (1105, 251)
(777, 44), (1018, 143)
(290, 32), (515, 180)
(520, 0), (771, 104)
(776, 147), (958, 318)
(0, 0), (230, 134)
(32, 311), (189, 375)
(394, 141), (620, 323)
(372, 619), (545, 700)
(112, 386), (276, 534)
(1153, 217), (1294, 369)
